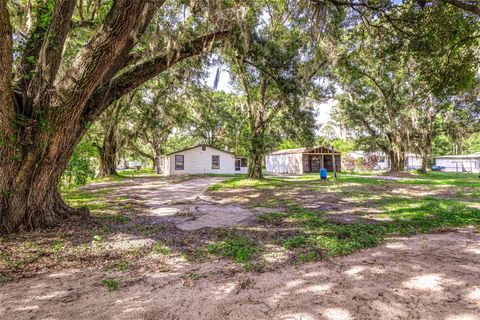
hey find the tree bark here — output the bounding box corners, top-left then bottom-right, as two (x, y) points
(388, 150), (406, 172)
(98, 123), (119, 178)
(0, 126), (90, 233)
(420, 156), (428, 174)
(153, 156), (162, 174)
(247, 131), (264, 179)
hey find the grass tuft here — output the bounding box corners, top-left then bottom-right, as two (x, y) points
(208, 235), (259, 264)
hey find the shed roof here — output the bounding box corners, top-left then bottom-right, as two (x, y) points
(434, 152), (480, 159)
(269, 146), (340, 155)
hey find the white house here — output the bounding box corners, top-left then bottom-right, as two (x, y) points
(434, 152), (480, 173)
(158, 145), (248, 176)
(405, 153), (422, 170)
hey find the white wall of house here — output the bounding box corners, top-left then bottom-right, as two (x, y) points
(376, 156), (390, 170)
(406, 154), (422, 169)
(167, 146), (236, 176)
(435, 156), (480, 173)
(237, 167), (248, 174)
(265, 153), (304, 174)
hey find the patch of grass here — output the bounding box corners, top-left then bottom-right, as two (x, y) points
(257, 212), (285, 224)
(110, 215), (130, 224)
(132, 224), (165, 235)
(0, 251), (27, 270)
(454, 190), (465, 198)
(208, 235), (259, 264)
(0, 275), (12, 285)
(51, 240), (65, 255)
(471, 189), (479, 199)
(243, 259), (267, 272)
(101, 278), (119, 291)
(182, 248), (208, 263)
(152, 242), (171, 255)
(284, 235), (308, 249)
(63, 188), (112, 211)
(92, 235), (103, 245)
(280, 201), (480, 263)
(115, 259), (129, 272)
(208, 176), (296, 191)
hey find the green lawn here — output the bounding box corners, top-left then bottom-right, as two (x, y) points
(206, 172), (480, 265)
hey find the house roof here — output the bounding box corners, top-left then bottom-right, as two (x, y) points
(167, 144), (235, 156)
(269, 146), (340, 155)
(434, 152), (480, 159)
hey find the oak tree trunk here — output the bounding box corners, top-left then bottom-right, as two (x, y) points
(247, 131), (264, 179)
(389, 150), (406, 172)
(421, 156), (428, 174)
(0, 128), (89, 233)
(153, 156), (162, 174)
(98, 122), (119, 178)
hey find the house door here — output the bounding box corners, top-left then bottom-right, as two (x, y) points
(235, 159), (241, 171)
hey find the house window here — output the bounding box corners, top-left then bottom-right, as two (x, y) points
(175, 155), (184, 170)
(202, 146), (206, 151)
(240, 158), (248, 167)
(212, 155), (220, 169)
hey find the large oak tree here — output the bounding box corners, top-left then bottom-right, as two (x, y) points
(0, 0), (233, 233)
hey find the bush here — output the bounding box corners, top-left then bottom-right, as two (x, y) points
(62, 140), (97, 188)
(343, 155), (356, 171)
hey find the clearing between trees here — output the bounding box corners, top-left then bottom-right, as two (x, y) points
(0, 172), (479, 319)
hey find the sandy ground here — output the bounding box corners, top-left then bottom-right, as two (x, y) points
(1, 229), (479, 320)
(121, 176), (259, 230)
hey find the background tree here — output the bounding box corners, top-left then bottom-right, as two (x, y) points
(188, 89), (246, 152)
(333, 2), (479, 172)
(95, 97), (132, 178)
(224, 0), (329, 179)
(125, 78), (190, 174)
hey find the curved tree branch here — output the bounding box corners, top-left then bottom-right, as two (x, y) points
(54, 0), (153, 120)
(84, 30), (231, 122)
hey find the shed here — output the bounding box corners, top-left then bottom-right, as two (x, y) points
(434, 153), (480, 173)
(265, 146), (341, 175)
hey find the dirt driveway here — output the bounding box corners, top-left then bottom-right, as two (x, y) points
(114, 176), (258, 231)
(0, 229), (479, 320)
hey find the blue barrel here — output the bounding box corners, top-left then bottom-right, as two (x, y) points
(320, 168), (327, 180)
